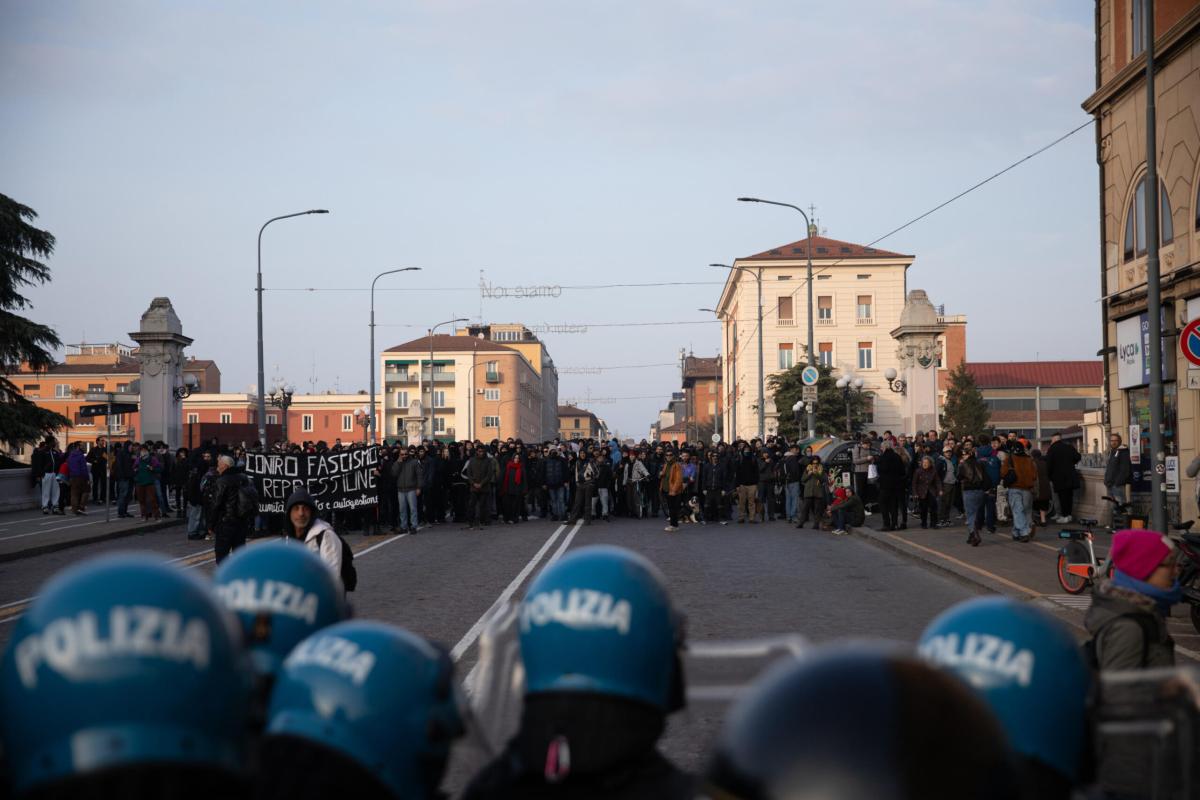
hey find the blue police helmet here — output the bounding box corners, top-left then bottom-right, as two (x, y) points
(0, 552), (251, 795)
(919, 596), (1092, 784)
(261, 621), (465, 799)
(213, 539), (348, 678)
(519, 545), (683, 711)
(705, 642), (1016, 800)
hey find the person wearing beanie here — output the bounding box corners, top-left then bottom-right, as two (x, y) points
(1083, 528), (1179, 671)
(285, 488), (345, 590)
(1084, 528), (1181, 798)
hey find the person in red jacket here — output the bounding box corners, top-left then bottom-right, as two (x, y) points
(501, 451), (527, 525)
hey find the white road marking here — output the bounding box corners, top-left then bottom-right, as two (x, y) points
(461, 519), (583, 690)
(354, 532), (408, 557)
(0, 520), (103, 542)
(450, 523), (567, 662)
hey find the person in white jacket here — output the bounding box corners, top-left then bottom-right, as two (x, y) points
(285, 489), (343, 589)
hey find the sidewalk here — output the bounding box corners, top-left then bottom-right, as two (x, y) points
(0, 505), (183, 562)
(851, 514), (1200, 661)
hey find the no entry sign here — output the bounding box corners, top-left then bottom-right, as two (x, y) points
(1181, 318), (1200, 368)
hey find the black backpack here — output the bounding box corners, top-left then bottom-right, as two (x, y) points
(235, 477), (260, 520)
(1081, 613), (1156, 670)
(316, 530), (358, 592)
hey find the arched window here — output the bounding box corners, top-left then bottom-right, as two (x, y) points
(1123, 175), (1173, 261)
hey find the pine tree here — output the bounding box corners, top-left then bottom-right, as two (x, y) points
(940, 362), (990, 437)
(768, 363), (872, 440)
(0, 193), (70, 448)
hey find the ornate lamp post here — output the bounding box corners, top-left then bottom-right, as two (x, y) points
(835, 372), (865, 438)
(882, 367), (907, 395)
(354, 405), (371, 444)
(266, 381), (295, 444)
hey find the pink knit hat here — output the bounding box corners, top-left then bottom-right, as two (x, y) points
(1110, 529), (1176, 581)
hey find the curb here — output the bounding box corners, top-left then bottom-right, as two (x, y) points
(849, 525), (1038, 599)
(0, 518), (185, 563)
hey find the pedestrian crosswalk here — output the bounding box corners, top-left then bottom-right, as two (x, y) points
(1044, 594), (1093, 611)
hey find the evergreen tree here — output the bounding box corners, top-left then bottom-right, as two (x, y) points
(768, 363), (872, 440)
(0, 193), (69, 448)
(940, 362), (990, 436)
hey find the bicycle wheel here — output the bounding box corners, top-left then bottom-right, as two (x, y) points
(1057, 553), (1089, 594)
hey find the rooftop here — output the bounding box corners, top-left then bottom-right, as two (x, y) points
(741, 235), (911, 261)
(966, 361), (1104, 389)
(558, 404), (597, 418)
(384, 335), (517, 354)
(683, 355), (721, 380)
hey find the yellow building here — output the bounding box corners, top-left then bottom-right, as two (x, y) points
(1084, 0), (1200, 519)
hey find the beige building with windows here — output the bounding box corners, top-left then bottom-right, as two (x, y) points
(714, 235), (917, 439)
(1084, 0), (1200, 520)
(380, 334), (543, 443)
(455, 322), (559, 440)
(558, 404), (602, 440)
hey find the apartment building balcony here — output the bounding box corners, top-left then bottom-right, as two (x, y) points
(816, 317), (835, 327)
(485, 371), (501, 383)
(856, 316), (874, 326)
(777, 318), (795, 327)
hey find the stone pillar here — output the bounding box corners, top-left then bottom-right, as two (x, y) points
(129, 298), (193, 448)
(889, 290), (945, 435)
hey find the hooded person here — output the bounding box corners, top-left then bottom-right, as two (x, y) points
(285, 489), (345, 590)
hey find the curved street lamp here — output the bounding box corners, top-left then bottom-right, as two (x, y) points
(711, 264), (764, 440)
(256, 209), (329, 448)
(370, 267), (422, 444)
(427, 318), (469, 442)
(836, 372), (866, 438)
(737, 197), (815, 439)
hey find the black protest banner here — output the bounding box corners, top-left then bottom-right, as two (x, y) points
(245, 447), (380, 514)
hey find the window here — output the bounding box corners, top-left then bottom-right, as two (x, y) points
(1132, 0), (1145, 58)
(433, 417), (446, 433)
(72, 411), (94, 426)
(342, 414), (354, 432)
(486, 361), (499, 372)
(818, 342), (833, 367)
(87, 383), (104, 393)
(817, 295), (833, 322)
(395, 390), (408, 407)
(219, 413), (232, 424)
(22, 384), (39, 395)
(984, 398), (1037, 411)
(302, 414), (314, 432)
(492, 330), (521, 342)
(1124, 175), (1173, 261)
(856, 295), (872, 321)
(432, 390), (446, 408)
(55, 384), (71, 398)
(856, 274), (871, 280)
(116, 383), (129, 393)
(187, 413), (199, 424)
(484, 388), (500, 401)
(484, 416), (500, 428)
(857, 342), (873, 370)
(863, 393), (875, 424)
(570, 431), (582, 440)
(777, 296), (793, 323)
(267, 414), (278, 424)
(778, 343), (794, 369)
(574, 418), (581, 429)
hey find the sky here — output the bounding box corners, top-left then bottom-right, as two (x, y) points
(1, 0), (1099, 438)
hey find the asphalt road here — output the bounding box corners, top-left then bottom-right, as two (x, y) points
(0, 514), (979, 793)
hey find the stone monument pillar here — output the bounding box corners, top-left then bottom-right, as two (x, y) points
(130, 298), (193, 448)
(889, 290), (945, 435)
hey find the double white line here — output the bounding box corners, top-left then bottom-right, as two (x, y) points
(451, 520), (584, 674)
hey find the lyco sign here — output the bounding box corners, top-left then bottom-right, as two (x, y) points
(1116, 311), (1170, 389)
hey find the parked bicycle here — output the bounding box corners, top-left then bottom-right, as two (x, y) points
(1054, 496), (1129, 595)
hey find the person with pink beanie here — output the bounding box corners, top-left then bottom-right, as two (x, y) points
(1084, 528), (1180, 671)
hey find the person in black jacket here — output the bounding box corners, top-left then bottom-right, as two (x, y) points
(781, 444), (803, 523)
(206, 454), (251, 563)
(543, 448), (569, 521)
(700, 450), (733, 525)
(875, 441), (907, 531)
(1044, 433), (1081, 523)
(734, 446), (760, 523)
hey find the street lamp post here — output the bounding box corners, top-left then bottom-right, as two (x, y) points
(427, 318), (468, 443)
(710, 265), (764, 440)
(835, 373), (865, 438)
(370, 268), (422, 445)
(266, 381), (295, 444)
(354, 405), (371, 444)
(257, 209), (328, 449)
(738, 197), (815, 439)
(700, 307), (735, 441)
